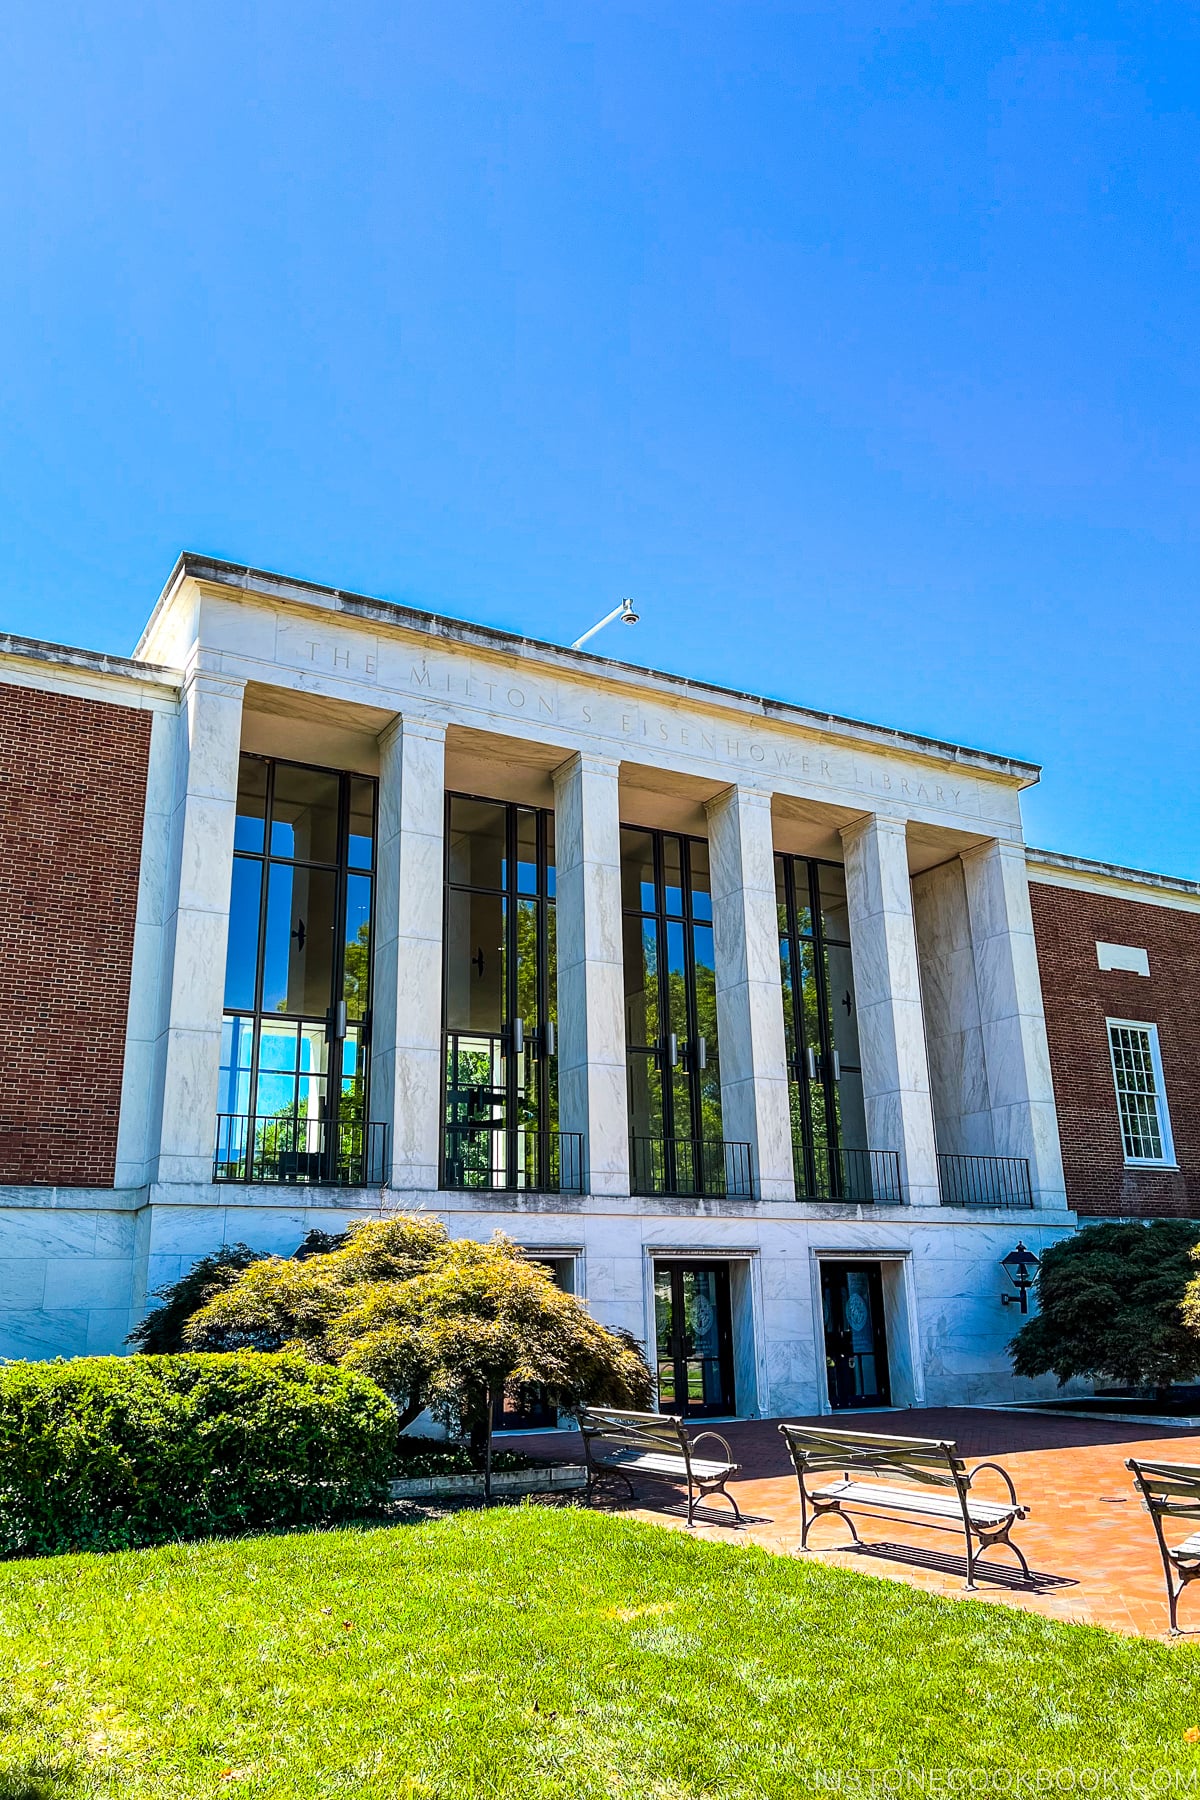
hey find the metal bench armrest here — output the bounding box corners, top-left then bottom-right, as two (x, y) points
(966, 1460), (1020, 1507)
(690, 1430), (733, 1466)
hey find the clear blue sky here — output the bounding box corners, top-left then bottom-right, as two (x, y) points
(2, 3), (1196, 873)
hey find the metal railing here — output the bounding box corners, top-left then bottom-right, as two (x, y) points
(630, 1136), (754, 1200)
(795, 1147), (904, 1205)
(937, 1153), (1034, 1209)
(442, 1124), (585, 1195)
(214, 1115), (388, 1187)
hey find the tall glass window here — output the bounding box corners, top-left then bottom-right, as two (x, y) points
(216, 754), (377, 1184)
(622, 827), (726, 1196)
(442, 794), (563, 1190)
(775, 856), (869, 1199)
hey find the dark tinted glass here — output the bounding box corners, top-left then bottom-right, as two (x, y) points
(515, 896), (539, 1030)
(516, 809), (538, 896)
(343, 873), (372, 1020)
(262, 863), (338, 1015)
(234, 756), (267, 854)
(622, 914), (658, 1046)
(444, 889), (506, 1031)
(826, 940), (861, 1066)
(218, 1015), (254, 1114)
(620, 829), (656, 912)
(447, 797), (506, 890)
(818, 864), (851, 942)
(271, 764), (340, 863)
(689, 841), (712, 922)
(255, 1020), (300, 1117)
(224, 859), (262, 1009)
(348, 777), (375, 869)
(665, 920), (688, 1034)
(662, 836), (684, 917)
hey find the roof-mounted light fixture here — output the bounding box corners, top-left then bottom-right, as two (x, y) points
(571, 597), (640, 652)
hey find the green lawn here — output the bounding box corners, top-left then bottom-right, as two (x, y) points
(1, 1504), (1198, 1798)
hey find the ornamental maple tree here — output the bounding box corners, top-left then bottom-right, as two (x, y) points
(173, 1214), (652, 1493)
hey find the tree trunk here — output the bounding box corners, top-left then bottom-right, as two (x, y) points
(483, 1385), (494, 1506)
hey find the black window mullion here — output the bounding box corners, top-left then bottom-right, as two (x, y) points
(225, 755), (380, 1184)
(536, 809), (549, 1148)
(441, 792), (453, 1035)
(809, 860), (844, 1189)
(244, 759), (276, 1147)
(653, 832), (675, 1145)
(324, 772), (352, 1171)
(681, 836), (703, 1147)
(505, 805), (517, 1185)
(782, 858), (813, 1199)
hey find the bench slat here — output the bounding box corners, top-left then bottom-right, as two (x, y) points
(811, 1478), (1021, 1525)
(602, 1449), (737, 1479)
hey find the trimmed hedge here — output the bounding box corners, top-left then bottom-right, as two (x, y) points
(0, 1352), (398, 1556)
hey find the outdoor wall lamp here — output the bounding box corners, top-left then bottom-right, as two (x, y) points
(1000, 1241), (1040, 1314)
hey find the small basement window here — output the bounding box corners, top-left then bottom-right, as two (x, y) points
(1107, 1020), (1175, 1166)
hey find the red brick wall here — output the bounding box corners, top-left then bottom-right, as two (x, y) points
(0, 682), (151, 1186)
(1030, 879), (1200, 1218)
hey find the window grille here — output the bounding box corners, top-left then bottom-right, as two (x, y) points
(1107, 1020), (1174, 1165)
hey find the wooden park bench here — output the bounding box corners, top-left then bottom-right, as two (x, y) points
(578, 1406), (742, 1527)
(1127, 1458), (1200, 1634)
(779, 1422), (1030, 1590)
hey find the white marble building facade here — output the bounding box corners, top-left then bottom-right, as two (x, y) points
(0, 556), (1081, 1413)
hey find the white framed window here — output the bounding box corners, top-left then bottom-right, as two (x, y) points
(1106, 1020), (1175, 1167)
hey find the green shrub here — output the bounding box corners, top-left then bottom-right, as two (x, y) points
(0, 1352), (398, 1557)
(126, 1244), (263, 1352)
(1010, 1220), (1200, 1389)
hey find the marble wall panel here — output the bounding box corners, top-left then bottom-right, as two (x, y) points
(0, 1309), (91, 1360)
(86, 1309), (133, 1355)
(42, 1259), (134, 1311)
(0, 1211), (100, 1259)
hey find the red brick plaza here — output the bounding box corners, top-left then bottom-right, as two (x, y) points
(513, 1409), (1200, 1641)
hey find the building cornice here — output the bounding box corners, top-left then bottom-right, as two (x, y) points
(0, 633), (179, 703)
(1027, 846), (1200, 912)
(139, 552), (1043, 788)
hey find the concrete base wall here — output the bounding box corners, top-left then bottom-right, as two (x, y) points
(0, 1185), (1077, 1414)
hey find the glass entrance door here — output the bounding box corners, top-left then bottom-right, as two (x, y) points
(820, 1262), (891, 1409)
(654, 1262), (736, 1418)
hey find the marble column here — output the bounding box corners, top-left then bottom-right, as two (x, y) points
(960, 838), (1067, 1208)
(372, 715), (447, 1191)
(150, 661), (246, 1187)
(552, 752), (629, 1196)
(840, 813), (940, 1207)
(705, 785), (794, 1202)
